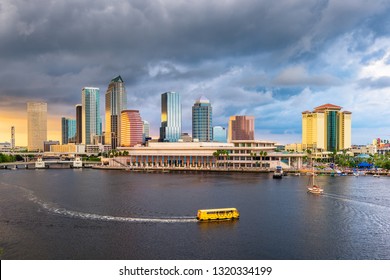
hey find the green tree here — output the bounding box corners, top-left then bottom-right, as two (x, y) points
(213, 150), (221, 168)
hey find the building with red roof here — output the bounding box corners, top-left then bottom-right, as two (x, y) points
(302, 104), (351, 151)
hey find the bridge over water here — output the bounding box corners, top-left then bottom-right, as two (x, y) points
(0, 160), (100, 169)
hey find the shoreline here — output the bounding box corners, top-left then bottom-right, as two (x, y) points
(92, 165), (390, 176)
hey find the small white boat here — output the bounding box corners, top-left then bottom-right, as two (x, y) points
(373, 174), (380, 178)
(307, 185), (324, 195)
(307, 163), (323, 195)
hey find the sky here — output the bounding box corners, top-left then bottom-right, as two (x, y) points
(1, 0), (390, 146)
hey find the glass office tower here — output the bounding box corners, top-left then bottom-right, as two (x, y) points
(61, 117), (76, 144)
(159, 92), (181, 142)
(213, 126), (227, 142)
(82, 87), (101, 145)
(192, 96), (212, 142)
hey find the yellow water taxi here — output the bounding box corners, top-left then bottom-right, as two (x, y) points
(197, 208), (240, 221)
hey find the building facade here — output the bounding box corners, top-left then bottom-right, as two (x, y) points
(228, 116), (255, 142)
(27, 102), (47, 151)
(112, 141), (304, 170)
(0, 142), (11, 152)
(213, 126), (227, 142)
(105, 76), (127, 149)
(192, 96), (212, 142)
(143, 120), (150, 143)
(44, 140), (60, 152)
(302, 104), (352, 151)
(121, 110), (143, 147)
(61, 117), (76, 144)
(82, 87), (101, 145)
(50, 143), (86, 153)
(160, 92), (181, 142)
(75, 104), (82, 144)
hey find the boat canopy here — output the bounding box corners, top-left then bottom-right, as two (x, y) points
(357, 162), (373, 169)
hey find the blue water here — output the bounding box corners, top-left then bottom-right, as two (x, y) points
(0, 169), (389, 259)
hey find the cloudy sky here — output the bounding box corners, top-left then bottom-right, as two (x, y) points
(1, 0), (390, 146)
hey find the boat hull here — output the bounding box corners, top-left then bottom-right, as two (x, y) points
(307, 187), (324, 194)
(273, 173), (283, 179)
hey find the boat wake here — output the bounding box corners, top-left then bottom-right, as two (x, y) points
(322, 193), (390, 209)
(2, 182), (197, 224)
(322, 192), (390, 233)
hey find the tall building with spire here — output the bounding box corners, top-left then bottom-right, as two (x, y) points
(228, 115), (255, 142)
(302, 103), (352, 151)
(105, 75), (127, 149)
(192, 96), (212, 142)
(82, 87), (101, 145)
(159, 92), (181, 142)
(27, 101), (47, 151)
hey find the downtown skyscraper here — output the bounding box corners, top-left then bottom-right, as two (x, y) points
(159, 92), (181, 142)
(105, 75), (127, 149)
(192, 96), (212, 142)
(82, 87), (101, 145)
(27, 101), (47, 151)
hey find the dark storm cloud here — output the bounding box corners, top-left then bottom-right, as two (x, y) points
(4, 0), (387, 63)
(2, 0), (317, 60)
(2, 0), (390, 142)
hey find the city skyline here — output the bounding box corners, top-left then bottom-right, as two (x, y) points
(1, 1), (390, 145)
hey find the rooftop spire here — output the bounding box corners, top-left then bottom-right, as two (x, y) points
(195, 95), (210, 103)
(111, 75), (124, 83)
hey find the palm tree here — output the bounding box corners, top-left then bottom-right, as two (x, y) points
(263, 152), (268, 168)
(222, 150), (230, 169)
(250, 152), (257, 168)
(258, 151), (264, 168)
(213, 150), (221, 168)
